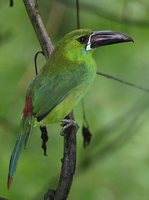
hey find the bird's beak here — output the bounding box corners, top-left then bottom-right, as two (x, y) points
(86, 30), (133, 50)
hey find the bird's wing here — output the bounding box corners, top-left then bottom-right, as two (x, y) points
(29, 67), (80, 121)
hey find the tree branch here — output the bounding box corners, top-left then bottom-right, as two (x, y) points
(53, 113), (78, 200)
(23, 0), (78, 199)
(23, 0), (53, 59)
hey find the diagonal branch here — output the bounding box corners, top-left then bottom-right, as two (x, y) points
(23, 0), (78, 200)
(23, 0), (53, 59)
(96, 71), (149, 93)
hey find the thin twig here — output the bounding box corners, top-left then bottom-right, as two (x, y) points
(76, 0), (80, 29)
(9, 0), (13, 7)
(96, 71), (149, 93)
(56, 0), (149, 28)
(34, 51), (44, 75)
(23, 0), (78, 200)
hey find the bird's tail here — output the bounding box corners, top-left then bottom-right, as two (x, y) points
(7, 115), (33, 189)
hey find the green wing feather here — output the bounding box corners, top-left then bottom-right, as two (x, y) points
(29, 63), (83, 120)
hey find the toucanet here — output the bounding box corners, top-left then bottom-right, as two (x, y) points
(7, 29), (133, 188)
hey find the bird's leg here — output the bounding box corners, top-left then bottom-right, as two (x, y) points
(40, 126), (48, 156)
(60, 119), (79, 136)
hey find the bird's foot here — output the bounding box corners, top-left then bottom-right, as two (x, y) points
(60, 119), (79, 136)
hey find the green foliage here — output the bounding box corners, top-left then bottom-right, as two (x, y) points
(1, 0), (149, 199)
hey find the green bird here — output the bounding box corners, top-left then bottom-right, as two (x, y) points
(7, 29), (133, 188)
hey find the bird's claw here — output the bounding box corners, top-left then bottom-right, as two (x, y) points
(60, 119), (78, 136)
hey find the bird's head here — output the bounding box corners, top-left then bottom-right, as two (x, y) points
(56, 29), (133, 57)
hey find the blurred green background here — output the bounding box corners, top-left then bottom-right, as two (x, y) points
(1, 0), (149, 199)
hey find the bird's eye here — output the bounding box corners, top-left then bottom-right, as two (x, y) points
(77, 35), (89, 44)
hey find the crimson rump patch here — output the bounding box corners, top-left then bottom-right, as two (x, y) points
(23, 95), (32, 118)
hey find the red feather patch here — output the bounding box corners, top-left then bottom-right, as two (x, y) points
(23, 95), (32, 118)
(7, 176), (13, 190)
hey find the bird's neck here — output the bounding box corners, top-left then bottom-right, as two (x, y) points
(63, 46), (94, 65)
